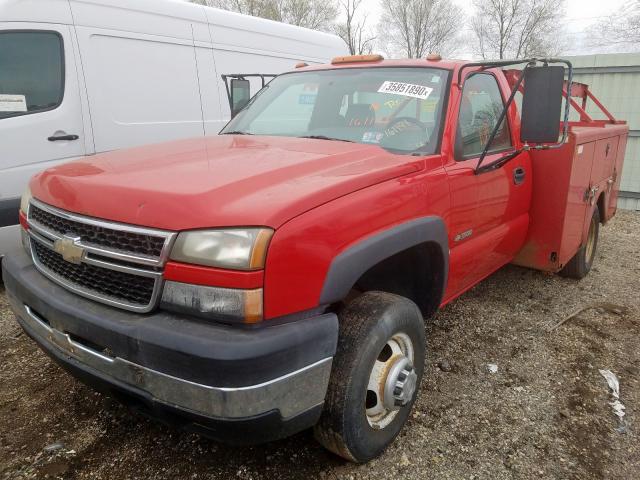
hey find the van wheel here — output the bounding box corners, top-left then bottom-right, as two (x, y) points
(314, 291), (425, 463)
(560, 207), (600, 279)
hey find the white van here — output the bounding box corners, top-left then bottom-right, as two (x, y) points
(0, 0), (347, 256)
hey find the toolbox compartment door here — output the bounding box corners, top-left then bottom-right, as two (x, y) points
(608, 135), (627, 218)
(560, 141), (596, 266)
(592, 136), (620, 222)
(593, 137), (619, 185)
(513, 125), (628, 273)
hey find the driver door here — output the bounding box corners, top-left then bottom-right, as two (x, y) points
(444, 72), (532, 298)
(0, 25), (87, 208)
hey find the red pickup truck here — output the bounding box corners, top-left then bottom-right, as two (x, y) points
(3, 55), (628, 463)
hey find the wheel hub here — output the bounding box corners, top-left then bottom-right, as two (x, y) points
(383, 357), (417, 409)
(365, 332), (416, 429)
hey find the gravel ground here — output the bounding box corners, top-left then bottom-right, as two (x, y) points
(1, 210), (639, 480)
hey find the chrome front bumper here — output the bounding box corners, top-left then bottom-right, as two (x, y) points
(9, 295), (333, 420)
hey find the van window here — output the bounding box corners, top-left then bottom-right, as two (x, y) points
(0, 31), (64, 119)
(455, 73), (512, 159)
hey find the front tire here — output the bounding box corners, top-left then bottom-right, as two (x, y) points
(560, 207), (600, 279)
(314, 291), (426, 463)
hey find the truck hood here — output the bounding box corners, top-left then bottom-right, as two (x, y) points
(31, 135), (422, 230)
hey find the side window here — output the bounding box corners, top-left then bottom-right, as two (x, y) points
(0, 31), (64, 119)
(456, 73), (512, 159)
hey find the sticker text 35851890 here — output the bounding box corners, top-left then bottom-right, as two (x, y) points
(377, 81), (433, 100)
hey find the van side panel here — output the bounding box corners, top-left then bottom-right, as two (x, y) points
(194, 41), (225, 135)
(68, 0), (203, 40)
(0, 0), (73, 24)
(75, 27), (205, 152)
(204, 8), (346, 63)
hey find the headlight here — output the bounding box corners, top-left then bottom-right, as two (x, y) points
(169, 228), (273, 270)
(20, 187), (32, 214)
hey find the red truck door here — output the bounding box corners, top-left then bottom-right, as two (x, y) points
(444, 72), (532, 299)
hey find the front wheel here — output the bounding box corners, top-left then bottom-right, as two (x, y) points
(560, 207), (600, 279)
(314, 291), (426, 463)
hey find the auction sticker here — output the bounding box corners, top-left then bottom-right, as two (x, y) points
(0, 94), (27, 112)
(377, 81), (432, 100)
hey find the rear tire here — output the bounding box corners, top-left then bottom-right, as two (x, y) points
(314, 291), (426, 463)
(560, 207), (600, 279)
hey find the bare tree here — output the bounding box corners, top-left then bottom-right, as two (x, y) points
(275, 0), (338, 30)
(587, 1), (640, 50)
(470, 0), (565, 60)
(378, 0), (463, 59)
(335, 0), (376, 55)
(192, 0), (338, 31)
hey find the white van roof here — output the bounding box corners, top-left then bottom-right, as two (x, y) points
(0, 0), (346, 62)
(0, 0), (74, 24)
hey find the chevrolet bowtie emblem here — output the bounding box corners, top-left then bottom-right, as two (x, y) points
(53, 236), (84, 265)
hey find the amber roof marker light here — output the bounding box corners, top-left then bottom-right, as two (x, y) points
(426, 53), (442, 61)
(295, 62), (309, 68)
(331, 54), (384, 65)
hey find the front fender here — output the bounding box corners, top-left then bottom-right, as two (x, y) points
(319, 217), (448, 305)
(262, 174), (449, 319)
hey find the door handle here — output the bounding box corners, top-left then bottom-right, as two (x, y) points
(48, 134), (79, 142)
(513, 167), (526, 185)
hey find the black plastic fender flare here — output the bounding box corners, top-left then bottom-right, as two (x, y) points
(319, 216), (449, 306)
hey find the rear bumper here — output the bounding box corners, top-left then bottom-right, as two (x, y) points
(3, 249), (338, 443)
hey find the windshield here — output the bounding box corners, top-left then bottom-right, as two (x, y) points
(221, 67), (450, 155)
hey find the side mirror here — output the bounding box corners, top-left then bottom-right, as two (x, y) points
(520, 66), (564, 144)
(230, 79), (251, 117)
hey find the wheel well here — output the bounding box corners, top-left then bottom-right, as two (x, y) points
(351, 242), (445, 318)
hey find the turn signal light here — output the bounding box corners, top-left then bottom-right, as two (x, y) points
(161, 282), (264, 324)
(331, 54), (384, 65)
(19, 210), (29, 230)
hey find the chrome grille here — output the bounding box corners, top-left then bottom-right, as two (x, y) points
(26, 199), (176, 313)
(32, 240), (156, 307)
(30, 203), (166, 260)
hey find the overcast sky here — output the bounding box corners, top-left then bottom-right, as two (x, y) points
(464, 0), (628, 56)
(186, 0), (634, 57)
(363, 0), (630, 57)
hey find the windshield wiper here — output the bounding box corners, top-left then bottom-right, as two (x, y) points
(298, 135), (354, 143)
(222, 130), (253, 135)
